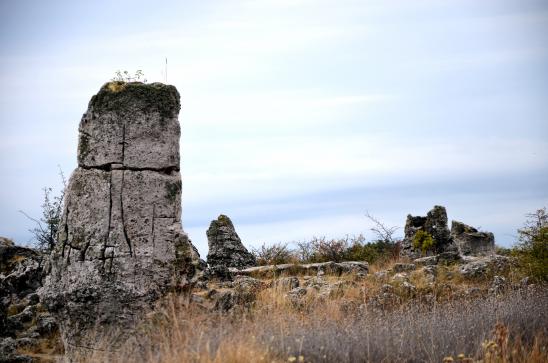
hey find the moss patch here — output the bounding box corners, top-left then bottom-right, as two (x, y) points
(78, 133), (90, 162)
(90, 82), (180, 125)
(413, 230), (436, 254)
(164, 181), (181, 202)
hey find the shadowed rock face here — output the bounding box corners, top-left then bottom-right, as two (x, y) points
(451, 221), (495, 256)
(40, 82), (200, 359)
(206, 215), (256, 270)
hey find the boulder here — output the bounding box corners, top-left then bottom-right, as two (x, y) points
(392, 263), (416, 273)
(451, 221), (495, 256)
(206, 215), (256, 270)
(458, 255), (511, 279)
(272, 277), (300, 291)
(413, 255), (438, 266)
(39, 82), (201, 358)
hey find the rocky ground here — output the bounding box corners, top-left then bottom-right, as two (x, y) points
(81, 252), (546, 363)
(194, 252), (520, 314)
(1, 233), (546, 362)
(0, 238), (62, 363)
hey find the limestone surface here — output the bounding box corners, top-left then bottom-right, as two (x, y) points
(206, 215), (256, 270)
(451, 221), (495, 256)
(39, 82), (200, 359)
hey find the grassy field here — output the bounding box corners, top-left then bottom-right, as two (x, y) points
(82, 259), (547, 363)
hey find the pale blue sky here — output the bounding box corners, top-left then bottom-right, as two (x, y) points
(1, 0), (547, 256)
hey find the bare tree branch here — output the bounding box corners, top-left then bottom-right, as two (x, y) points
(365, 211), (400, 244)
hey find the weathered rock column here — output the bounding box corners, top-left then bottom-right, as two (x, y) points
(400, 205), (458, 259)
(207, 215), (256, 270)
(40, 82), (200, 359)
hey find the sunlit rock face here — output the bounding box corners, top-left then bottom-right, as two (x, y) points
(40, 82), (201, 359)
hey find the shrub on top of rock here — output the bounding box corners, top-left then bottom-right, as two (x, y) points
(412, 230), (435, 255)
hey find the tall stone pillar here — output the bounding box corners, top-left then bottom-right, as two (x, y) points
(40, 82), (200, 359)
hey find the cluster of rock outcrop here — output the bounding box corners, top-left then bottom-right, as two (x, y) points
(39, 82), (201, 359)
(3, 82), (521, 362)
(193, 261), (369, 312)
(0, 237), (61, 362)
(401, 205), (495, 259)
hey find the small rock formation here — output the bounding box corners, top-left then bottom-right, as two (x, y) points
(401, 206), (457, 258)
(40, 82), (200, 358)
(206, 215), (256, 271)
(451, 221), (495, 256)
(0, 237), (62, 362)
(401, 205), (499, 260)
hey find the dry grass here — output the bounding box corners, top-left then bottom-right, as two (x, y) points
(82, 281), (548, 363)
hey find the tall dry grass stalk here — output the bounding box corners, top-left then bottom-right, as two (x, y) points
(83, 285), (547, 363)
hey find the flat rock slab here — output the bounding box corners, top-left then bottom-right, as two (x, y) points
(230, 261), (369, 278)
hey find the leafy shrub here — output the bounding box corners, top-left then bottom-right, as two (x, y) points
(308, 236), (350, 263)
(513, 208), (548, 282)
(412, 230), (435, 254)
(291, 235), (397, 264)
(20, 168), (66, 252)
(294, 237), (348, 263)
(344, 238), (398, 264)
(252, 243), (295, 265)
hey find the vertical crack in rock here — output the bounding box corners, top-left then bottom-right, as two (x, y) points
(151, 204), (156, 248)
(121, 123), (127, 165)
(102, 170), (114, 268)
(40, 82), (200, 360)
(61, 206), (69, 259)
(107, 172), (113, 243)
(120, 170), (133, 257)
(79, 241), (90, 261)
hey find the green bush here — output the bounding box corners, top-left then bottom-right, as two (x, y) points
(513, 208), (548, 282)
(412, 230), (435, 254)
(344, 239), (397, 264)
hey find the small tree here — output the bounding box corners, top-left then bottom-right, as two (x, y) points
(365, 212), (399, 243)
(252, 242), (294, 265)
(513, 207), (547, 281)
(365, 212), (401, 259)
(413, 230), (435, 255)
(20, 168), (66, 252)
(295, 240), (315, 263)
